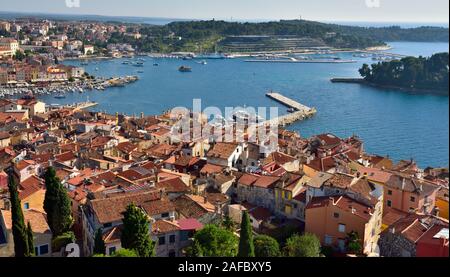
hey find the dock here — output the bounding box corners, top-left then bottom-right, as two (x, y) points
(264, 92), (317, 127)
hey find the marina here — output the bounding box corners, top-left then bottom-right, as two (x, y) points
(38, 42), (449, 167)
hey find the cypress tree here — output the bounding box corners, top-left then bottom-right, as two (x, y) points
(93, 228), (106, 255)
(43, 167), (59, 233)
(238, 211), (255, 257)
(26, 222), (35, 256)
(44, 167), (73, 236)
(8, 175), (31, 257)
(121, 203), (155, 257)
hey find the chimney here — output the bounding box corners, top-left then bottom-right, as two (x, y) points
(390, 227), (396, 234)
(141, 112), (144, 119)
(402, 178), (406, 190)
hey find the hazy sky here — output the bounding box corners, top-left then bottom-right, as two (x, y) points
(1, 0), (449, 23)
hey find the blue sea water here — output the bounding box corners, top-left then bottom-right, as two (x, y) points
(37, 42), (449, 168)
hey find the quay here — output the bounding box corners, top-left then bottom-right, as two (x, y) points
(244, 59), (357, 64)
(266, 92), (316, 113)
(265, 92), (317, 127)
(48, 101), (98, 112)
(330, 77), (365, 83)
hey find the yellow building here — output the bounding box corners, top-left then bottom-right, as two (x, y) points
(436, 187), (449, 220)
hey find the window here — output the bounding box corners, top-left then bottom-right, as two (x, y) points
(158, 236), (166, 245)
(108, 247), (116, 255)
(338, 224), (346, 233)
(387, 200), (392, 207)
(24, 203), (30, 210)
(387, 190), (393, 195)
(410, 196), (416, 202)
(324, 235), (333, 245)
(169, 235), (176, 244)
(103, 223), (112, 228)
(35, 244), (49, 256)
(333, 213), (340, 218)
(161, 213), (170, 218)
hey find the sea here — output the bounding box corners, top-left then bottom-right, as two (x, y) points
(35, 41), (449, 168)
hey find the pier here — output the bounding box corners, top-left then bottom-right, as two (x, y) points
(48, 101), (99, 112)
(265, 92), (317, 127)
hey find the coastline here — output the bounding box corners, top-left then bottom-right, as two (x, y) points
(331, 78), (449, 95)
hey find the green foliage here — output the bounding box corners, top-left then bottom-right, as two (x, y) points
(68, 77), (75, 82)
(93, 228), (106, 255)
(320, 246), (335, 257)
(222, 216), (234, 231)
(121, 203), (155, 257)
(44, 167), (73, 237)
(284, 233), (321, 257)
(346, 231), (363, 254)
(52, 231), (75, 252)
(111, 248), (139, 257)
(238, 211), (254, 257)
(360, 52), (449, 93)
(189, 224), (238, 257)
(26, 222), (34, 256)
(13, 50), (26, 61)
(254, 235), (281, 257)
(92, 248), (139, 257)
(8, 175), (32, 257)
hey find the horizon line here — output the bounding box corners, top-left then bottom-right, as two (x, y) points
(0, 10), (449, 25)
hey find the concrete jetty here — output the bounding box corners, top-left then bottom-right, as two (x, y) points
(265, 92), (317, 127)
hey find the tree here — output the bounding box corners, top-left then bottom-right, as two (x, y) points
(121, 203), (155, 257)
(13, 50), (25, 61)
(26, 222), (34, 256)
(238, 211), (254, 257)
(189, 224), (238, 257)
(222, 216), (234, 231)
(8, 175), (32, 257)
(346, 231), (362, 254)
(254, 235), (281, 257)
(44, 167), (73, 236)
(93, 228), (106, 255)
(112, 248), (139, 257)
(284, 233), (321, 257)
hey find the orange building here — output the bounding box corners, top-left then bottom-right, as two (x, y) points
(305, 195), (382, 255)
(384, 174), (439, 215)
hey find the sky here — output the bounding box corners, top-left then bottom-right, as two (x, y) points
(0, 0), (449, 23)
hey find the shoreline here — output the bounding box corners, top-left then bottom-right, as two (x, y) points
(331, 78), (449, 95)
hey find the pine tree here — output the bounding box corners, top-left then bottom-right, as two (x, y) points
(121, 203), (155, 257)
(44, 167), (73, 236)
(8, 175), (31, 257)
(93, 228), (106, 255)
(238, 211), (255, 257)
(26, 222), (35, 256)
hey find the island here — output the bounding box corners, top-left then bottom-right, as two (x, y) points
(332, 52), (449, 94)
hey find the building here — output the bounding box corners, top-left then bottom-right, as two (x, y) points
(0, 38), (19, 55)
(305, 194), (383, 255)
(384, 174), (439, 215)
(436, 187), (449, 220)
(206, 142), (243, 169)
(379, 214), (448, 257)
(0, 209), (53, 257)
(80, 189), (176, 257)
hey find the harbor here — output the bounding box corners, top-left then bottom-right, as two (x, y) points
(0, 75), (139, 98)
